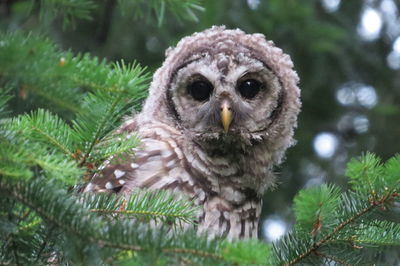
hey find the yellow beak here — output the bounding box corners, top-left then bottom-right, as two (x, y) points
(221, 102), (233, 133)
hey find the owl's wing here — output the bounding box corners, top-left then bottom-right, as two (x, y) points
(83, 137), (185, 194)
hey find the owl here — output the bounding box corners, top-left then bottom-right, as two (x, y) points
(84, 26), (301, 240)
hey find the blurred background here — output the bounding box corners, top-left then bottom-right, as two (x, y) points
(1, 0), (399, 242)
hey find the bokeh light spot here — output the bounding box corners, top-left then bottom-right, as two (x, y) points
(380, 0), (397, 16)
(247, 0), (260, 10)
(393, 36), (400, 53)
(353, 115), (369, 134)
(387, 50), (400, 69)
(313, 132), (338, 159)
(336, 83), (378, 108)
(146, 36), (160, 53)
(337, 113), (369, 135)
(358, 7), (383, 41)
(356, 85), (377, 108)
(321, 0), (341, 13)
(336, 85), (356, 106)
(387, 36), (400, 69)
(263, 216), (287, 242)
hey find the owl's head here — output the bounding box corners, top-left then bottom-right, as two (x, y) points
(140, 26), (300, 160)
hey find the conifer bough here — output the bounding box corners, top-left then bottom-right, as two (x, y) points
(0, 32), (399, 265)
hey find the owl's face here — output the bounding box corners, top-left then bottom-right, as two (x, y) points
(169, 51), (283, 143)
(141, 26), (300, 154)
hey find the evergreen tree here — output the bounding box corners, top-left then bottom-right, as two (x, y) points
(0, 1), (399, 265)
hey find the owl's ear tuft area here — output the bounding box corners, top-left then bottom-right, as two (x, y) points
(251, 33), (266, 41)
(209, 25), (227, 32)
(165, 46), (175, 58)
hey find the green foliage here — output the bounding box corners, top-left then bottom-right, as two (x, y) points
(337, 220), (400, 248)
(0, 140), (34, 180)
(0, 33), (149, 182)
(11, 109), (77, 156)
(0, 1), (399, 265)
(0, 33), (84, 114)
(7, 0), (204, 29)
(346, 152), (400, 200)
(118, 0), (204, 26)
(0, 121), (82, 183)
(346, 152), (385, 198)
(221, 239), (274, 265)
(82, 190), (199, 226)
(90, 131), (140, 163)
(39, 0), (96, 27)
(273, 154), (400, 265)
(0, 33), (149, 116)
(294, 184), (341, 236)
(0, 88), (12, 118)
(71, 69), (148, 165)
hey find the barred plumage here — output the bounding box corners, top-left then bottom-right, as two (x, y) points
(84, 26), (301, 240)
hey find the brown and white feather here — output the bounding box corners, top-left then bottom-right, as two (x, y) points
(84, 26), (301, 240)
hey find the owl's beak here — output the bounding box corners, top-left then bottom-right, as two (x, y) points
(220, 101), (233, 133)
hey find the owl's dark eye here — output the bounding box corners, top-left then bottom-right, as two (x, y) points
(238, 79), (262, 99)
(187, 80), (213, 101)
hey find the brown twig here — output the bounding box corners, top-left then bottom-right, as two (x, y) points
(284, 192), (399, 266)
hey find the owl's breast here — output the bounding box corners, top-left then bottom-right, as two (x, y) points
(183, 137), (276, 195)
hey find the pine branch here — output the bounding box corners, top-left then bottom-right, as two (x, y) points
(69, 57), (150, 98)
(7, 0), (203, 30)
(286, 192), (399, 265)
(89, 132), (140, 162)
(382, 154), (400, 196)
(0, 33), (149, 180)
(33, 225), (55, 264)
(346, 152), (384, 200)
(75, 92), (129, 166)
(162, 247), (223, 260)
(0, 202), (45, 265)
(0, 88), (12, 118)
(0, 33), (149, 116)
(0, 179), (217, 263)
(117, 0), (204, 26)
(38, 0), (96, 28)
(284, 200), (376, 266)
(314, 250), (351, 266)
(0, 33), (84, 114)
(0, 126), (82, 183)
(70, 61), (149, 166)
(1, 178), (277, 264)
(9, 109), (76, 158)
(279, 153), (400, 266)
(72, 91), (138, 166)
(1, 16), (398, 264)
(337, 220), (400, 247)
(0, 137), (36, 180)
(21, 84), (83, 114)
(81, 190), (199, 226)
(220, 239), (274, 265)
(293, 184), (341, 236)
